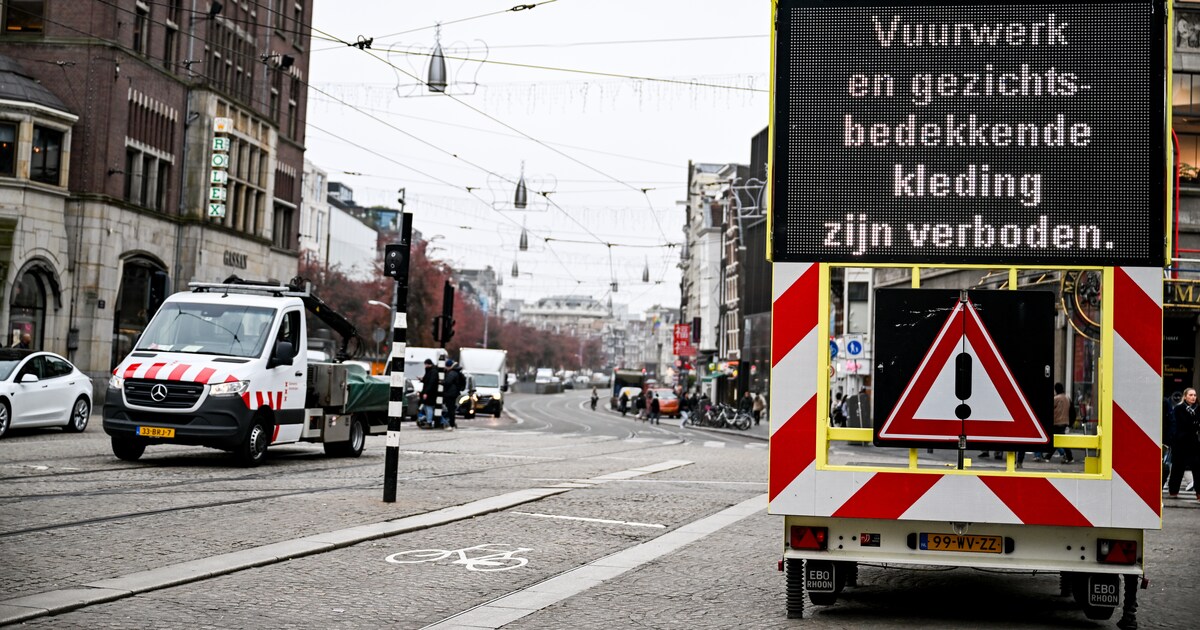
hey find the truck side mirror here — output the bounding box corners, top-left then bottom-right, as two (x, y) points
(501, 374), (508, 392)
(270, 341), (295, 367)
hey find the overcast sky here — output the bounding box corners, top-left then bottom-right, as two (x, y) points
(307, 0), (770, 316)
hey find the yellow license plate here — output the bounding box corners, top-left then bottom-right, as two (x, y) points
(919, 533), (1002, 554)
(137, 426), (175, 438)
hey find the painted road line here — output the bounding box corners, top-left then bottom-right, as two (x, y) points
(423, 494), (767, 630)
(511, 512), (666, 529)
(703, 441), (726, 448)
(0, 460), (692, 626)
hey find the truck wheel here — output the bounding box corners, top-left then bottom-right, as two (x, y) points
(494, 408), (502, 418)
(324, 418), (366, 458)
(112, 436), (145, 461)
(235, 420), (269, 467)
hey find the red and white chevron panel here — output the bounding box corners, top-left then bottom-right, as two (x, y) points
(769, 264), (1162, 529)
(120, 361), (231, 385)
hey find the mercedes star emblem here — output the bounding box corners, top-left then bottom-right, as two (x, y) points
(150, 384), (169, 402)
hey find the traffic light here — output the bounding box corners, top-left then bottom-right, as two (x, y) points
(384, 243), (408, 281)
(432, 315), (456, 344)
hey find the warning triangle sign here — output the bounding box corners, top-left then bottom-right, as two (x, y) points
(877, 299), (1048, 444)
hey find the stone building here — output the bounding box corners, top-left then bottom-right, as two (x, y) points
(0, 0), (313, 399)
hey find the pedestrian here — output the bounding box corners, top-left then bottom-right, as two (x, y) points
(619, 390), (629, 416)
(14, 332), (31, 349)
(649, 392), (661, 424)
(420, 359), (438, 428)
(442, 359), (465, 431)
(1167, 387), (1200, 499)
(752, 391), (765, 426)
(1034, 383), (1074, 464)
(739, 390), (754, 417)
(590, 387), (599, 411)
(635, 391), (647, 421)
(831, 392), (847, 427)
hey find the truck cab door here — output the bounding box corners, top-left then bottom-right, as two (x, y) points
(266, 309), (306, 442)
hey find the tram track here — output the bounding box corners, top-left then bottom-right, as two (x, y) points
(0, 437), (688, 538)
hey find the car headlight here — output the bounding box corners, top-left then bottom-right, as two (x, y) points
(210, 380), (249, 397)
(493, 391), (502, 401)
(108, 374), (124, 390)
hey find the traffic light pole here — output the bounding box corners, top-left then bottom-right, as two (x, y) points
(433, 280), (456, 429)
(383, 211), (413, 503)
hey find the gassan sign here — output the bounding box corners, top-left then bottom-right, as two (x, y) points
(771, 0), (1166, 266)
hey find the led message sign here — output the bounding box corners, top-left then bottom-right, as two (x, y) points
(771, 0), (1166, 265)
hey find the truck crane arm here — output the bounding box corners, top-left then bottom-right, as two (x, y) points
(286, 276), (364, 362)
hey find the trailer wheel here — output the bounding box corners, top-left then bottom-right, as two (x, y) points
(235, 419), (269, 467)
(785, 558), (805, 619)
(324, 417), (366, 458)
(111, 436), (145, 461)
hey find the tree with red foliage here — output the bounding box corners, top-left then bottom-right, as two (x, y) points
(297, 240), (603, 373)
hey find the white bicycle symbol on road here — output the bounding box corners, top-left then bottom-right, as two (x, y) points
(385, 544), (532, 572)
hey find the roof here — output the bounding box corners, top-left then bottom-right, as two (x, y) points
(0, 54), (71, 113)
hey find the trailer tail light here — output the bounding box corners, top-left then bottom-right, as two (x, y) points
(790, 526), (828, 550)
(1096, 538), (1138, 565)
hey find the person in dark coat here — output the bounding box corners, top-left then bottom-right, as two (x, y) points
(649, 392), (661, 425)
(619, 391), (629, 416)
(1168, 388), (1200, 499)
(420, 359), (438, 427)
(442, 359), (465, 431)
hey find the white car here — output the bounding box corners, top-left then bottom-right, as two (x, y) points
(0, 350), (94, 438)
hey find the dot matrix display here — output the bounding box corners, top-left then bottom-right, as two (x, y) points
(771, 1), (1166, 266)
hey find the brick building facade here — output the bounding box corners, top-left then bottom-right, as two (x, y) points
(0, 0), (312, 398)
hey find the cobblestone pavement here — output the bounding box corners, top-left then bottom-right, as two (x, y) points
(2, 403), (1198, 629)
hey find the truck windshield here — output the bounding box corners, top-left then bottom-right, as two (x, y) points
(469, 373), (499, 387)
(136, 302), (277, 359)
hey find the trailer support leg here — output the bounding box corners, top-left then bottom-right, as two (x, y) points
(846, 562), (859, 587)
(1116, 574), (1139, 630)
(785, 559), (804, 619)
(1059, 572), (1072, 597)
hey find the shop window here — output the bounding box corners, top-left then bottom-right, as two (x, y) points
(3, 0), (44, 33)
(0, 122), (15, 176)
(9, 270), (47, 350)
(30, 126), (63, 185)
(112, 260), (168, 369)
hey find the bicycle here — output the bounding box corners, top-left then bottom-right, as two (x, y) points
(385, 543), (531, 571)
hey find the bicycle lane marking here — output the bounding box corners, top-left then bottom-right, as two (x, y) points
(0, 459), (694, 626)
(386, 544), (533, 572)
(422, 493), (767, 630)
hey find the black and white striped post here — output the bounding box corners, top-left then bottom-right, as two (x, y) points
(383, 211), (413, 503)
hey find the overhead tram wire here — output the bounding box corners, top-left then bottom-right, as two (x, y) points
(375, 47), (768, 94)
(310, 1), (561, 53)
(310, 24), (674, 245)
(305, 97), (679, 167)
(486, 33), (769, 50)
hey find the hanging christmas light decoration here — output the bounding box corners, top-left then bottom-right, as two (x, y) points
(514, 161), (528, 209)
(427, 25), (447, 93)
(642, 257), (650, 283)
(511, 260), (519, 278)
